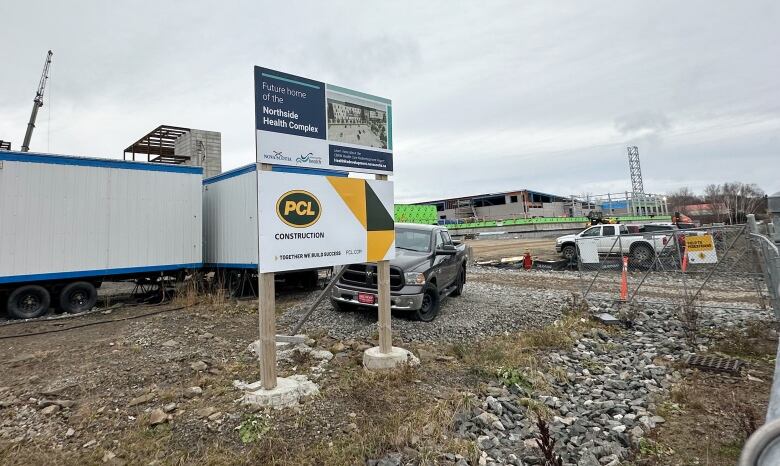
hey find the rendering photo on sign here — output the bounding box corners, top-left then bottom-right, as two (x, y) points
(257, 171), (395, 273)
(254, 66), (393, 175)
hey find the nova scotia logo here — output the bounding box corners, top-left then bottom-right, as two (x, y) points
(263, 150), (291, 162)
(296, 152), (323, 164)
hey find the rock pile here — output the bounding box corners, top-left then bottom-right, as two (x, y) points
(454, 301), (770, 465)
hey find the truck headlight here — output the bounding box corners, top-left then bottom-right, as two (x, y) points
(404, 272), (425, 285)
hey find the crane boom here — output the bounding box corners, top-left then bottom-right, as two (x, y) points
(21, 50), (53, 152)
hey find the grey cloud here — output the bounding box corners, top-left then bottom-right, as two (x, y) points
(1, 0), (778, 199)
(615, 111), (671, 135)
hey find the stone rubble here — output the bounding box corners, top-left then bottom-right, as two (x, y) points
(452, 300), (771, 465)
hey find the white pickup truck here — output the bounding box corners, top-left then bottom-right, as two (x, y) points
(555, 224), (671, 265)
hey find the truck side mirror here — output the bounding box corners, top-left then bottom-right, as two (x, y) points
(436, 244), (457, 255)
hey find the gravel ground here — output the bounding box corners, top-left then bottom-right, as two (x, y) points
(278, 267), (576, 343)
(453, 289), (774, 466)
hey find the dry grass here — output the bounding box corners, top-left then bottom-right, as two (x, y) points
(669, 372), (706, 411)
(265, 365), (478, 466)
(712, 319), (778, 359)
(450, 300), (592, 395)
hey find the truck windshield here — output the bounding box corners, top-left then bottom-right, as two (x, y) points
(395, 227), (432, 252)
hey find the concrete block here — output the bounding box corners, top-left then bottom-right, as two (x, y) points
(363, 346), (420, 370)
(234, 375), (319, 409)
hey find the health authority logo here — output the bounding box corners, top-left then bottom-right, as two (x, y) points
(296, 152), (322, 164)
(276, 190), (322, 228)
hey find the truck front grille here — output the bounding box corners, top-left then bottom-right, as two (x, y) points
(341, 264), (403, 291)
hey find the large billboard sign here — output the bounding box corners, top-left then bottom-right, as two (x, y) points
(254, 67), (393, 175)
(257, 171), (395, 272)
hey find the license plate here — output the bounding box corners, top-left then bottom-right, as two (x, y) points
(357, 293), (376, 304)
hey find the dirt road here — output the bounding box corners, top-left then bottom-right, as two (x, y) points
(465, 237), (559, 261)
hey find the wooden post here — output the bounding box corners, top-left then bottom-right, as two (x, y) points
(376, 174), (392, 354)
(259, 163), (277, 390)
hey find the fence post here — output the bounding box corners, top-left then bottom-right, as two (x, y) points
(769, 191), (780, 245)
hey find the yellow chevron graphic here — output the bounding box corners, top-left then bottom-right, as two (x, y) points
(327, 177), (367, 229)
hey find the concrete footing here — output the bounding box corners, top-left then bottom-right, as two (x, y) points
(234, 375), (319, 409)
(362, 346), (420, 370)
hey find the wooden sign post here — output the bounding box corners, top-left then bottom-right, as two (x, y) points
(376, 174), (392, 354)
(259, 163), (277, 390)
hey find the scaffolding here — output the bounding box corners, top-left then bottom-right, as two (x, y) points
(123, 125), (191, 164)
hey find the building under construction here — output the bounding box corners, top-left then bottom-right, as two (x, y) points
(123, 125), (222, 178)
(416, 189), (668, 222)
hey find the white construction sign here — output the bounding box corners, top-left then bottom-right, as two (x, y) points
(257, 171), (395, 273)
(577, 239), (600, 264)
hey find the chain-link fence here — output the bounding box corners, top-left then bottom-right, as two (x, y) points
(751, 232), (780, 318)
(575, 224), (770, 313)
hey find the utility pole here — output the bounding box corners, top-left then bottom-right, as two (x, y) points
(21, 50), (53, 152)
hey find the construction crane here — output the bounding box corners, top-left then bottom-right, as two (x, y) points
(21, 50), (53, 152)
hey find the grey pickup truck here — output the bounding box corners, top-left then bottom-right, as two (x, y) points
(330, 223), (468, 321)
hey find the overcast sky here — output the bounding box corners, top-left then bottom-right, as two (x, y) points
(1, 1), (777, 201)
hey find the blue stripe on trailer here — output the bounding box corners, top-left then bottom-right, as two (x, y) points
(202, 163), (256, 185)
(205, 263), (258, 269)
(202, 163), (349, 185)
(0, 263), (203, 285)
(0, 150), (203, 174)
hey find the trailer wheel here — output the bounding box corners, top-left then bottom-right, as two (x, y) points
(7, 285), (51, 319)
(59, 282), (98, 313)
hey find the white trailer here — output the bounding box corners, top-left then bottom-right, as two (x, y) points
(202, 163), (345, 295)
(0, 150), (203, 318)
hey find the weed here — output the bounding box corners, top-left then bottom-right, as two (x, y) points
(657, 401), (684, 418)
(519, 397), (551, 420)
(730, 392), (759, 440)
(535, 417), (563, 466)
(565, 293), (589, 315)
(496, 367), (533, 390)
(669, 374), (706, 411)
(172, 275), (203, 308)
(237, 414), (271, 444)
(548, 365), (569, 385)
(637, 438), (674, 458)
(713, 319), (777, 358)
(451, 342), (468, 360)
(679, 299), (700, 348)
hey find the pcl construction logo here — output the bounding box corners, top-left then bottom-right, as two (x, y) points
(276, 190), (321, 228)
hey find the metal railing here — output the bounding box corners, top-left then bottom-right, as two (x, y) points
(740, 217), (780, 465)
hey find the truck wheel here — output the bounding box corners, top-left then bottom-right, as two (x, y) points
(631, 244), (655, 267)
(415, 285), (440, 322)
(7, 285), (51, 319)
(450, 267), (465, 297)
(561, 244), (577, 260)
(59, 282), (97, 313)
